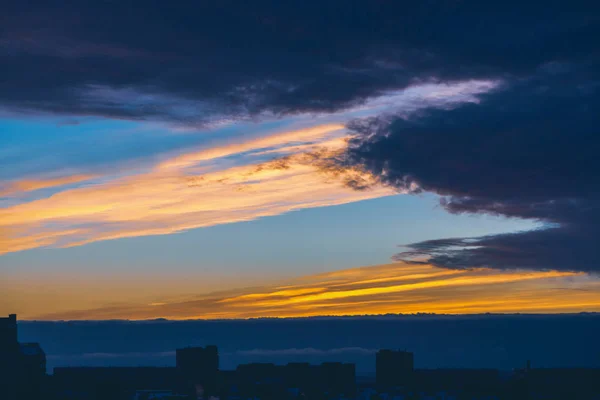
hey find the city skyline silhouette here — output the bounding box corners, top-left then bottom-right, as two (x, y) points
(2, 1), (600, 398)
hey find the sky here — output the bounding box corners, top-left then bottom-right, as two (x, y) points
(1, 1), (600, 320)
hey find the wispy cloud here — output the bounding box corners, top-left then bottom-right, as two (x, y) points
(0, 174), (96, 196)
(0, 124), (392, 255)
(0, 80), (497, 255)
(157, 124), (344, 170)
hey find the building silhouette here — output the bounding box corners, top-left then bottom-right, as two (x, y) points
(4, 312), (600, 400)
(53, 346), (220, 399)
(18, 343), (47, 399)
(176, 345), (219, 397)
(1, 314), (20, 400)
(44, 343), (600, 399)
(375, 349), (414, 388)
(319, 362), (356, 397)
(0, 314), (46, 400)
(53, 366), (181, 400)
(228, 361), (355, 399)
(0, 314), (18, 346)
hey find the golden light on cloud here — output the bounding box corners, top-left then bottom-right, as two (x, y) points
(24, 262), (600, 321)
(0, 123), (392, 255)
(0, 174), (96, 196)
(156, 124), (345, 170)
(0, 81), (502, 256)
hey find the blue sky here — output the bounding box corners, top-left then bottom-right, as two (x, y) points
(1, 81), (516, 255)
(2, 193), (534, 278)
(0, 86), (546, 319)
(2, 1), (600, 319)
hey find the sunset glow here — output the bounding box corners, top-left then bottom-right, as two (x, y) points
(16, 263), (599, 321)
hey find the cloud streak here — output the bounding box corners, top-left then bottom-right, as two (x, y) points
(29, 262), (600, 320)
(0, 124), (392, 255)
(0, 79), (497, 255)
(0, 174), (96, 197)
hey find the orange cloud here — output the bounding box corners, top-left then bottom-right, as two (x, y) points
(23, 262), (600, 320)
(0, 174), (96, 196)
(157, 124), (344, 170)
(0, 124), (391, 255)
(0, 81), (503, 256)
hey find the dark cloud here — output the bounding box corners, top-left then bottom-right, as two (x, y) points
(3, 1), (600, 272)
(1, 1), (598, 124)
(333, 62), (600, 272)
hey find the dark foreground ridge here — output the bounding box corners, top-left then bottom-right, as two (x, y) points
(3, 314), (600, 399)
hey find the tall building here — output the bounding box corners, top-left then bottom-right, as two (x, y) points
(176, 345), (219, 396)
(0, 314), (19, 400)
(17, 343), (46, 399)
(1, 314), (47, 400)
(376, 349), (414, 388)
(0, 314), (18, 348)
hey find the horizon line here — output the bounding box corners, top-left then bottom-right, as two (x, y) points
(16, 311), (600, 323)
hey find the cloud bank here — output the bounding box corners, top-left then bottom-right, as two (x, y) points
(2, 1), (596, 125)
(330, 64), (600, 273)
